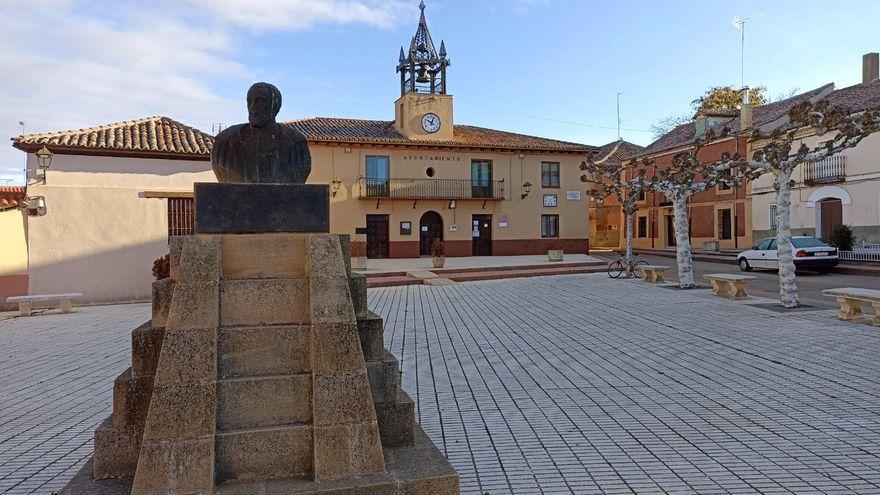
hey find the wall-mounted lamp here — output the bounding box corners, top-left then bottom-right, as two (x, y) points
(25, 196), (46, 216)
(521, 181), (533, 199)
(35, 145), (53, 183)
(330, 177), (343, 197)
(448, 200), (456, 209)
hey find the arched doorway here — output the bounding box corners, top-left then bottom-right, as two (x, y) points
(818, 198), (843, 242)
(419, 211), (443, 256)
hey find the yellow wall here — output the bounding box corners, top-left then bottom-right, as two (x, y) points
(0, 207), (27, 277)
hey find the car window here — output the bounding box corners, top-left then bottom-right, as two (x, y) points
(755, 239), (772, 250)
(792, 237), (827, 248)
(768, 239), (777, 250)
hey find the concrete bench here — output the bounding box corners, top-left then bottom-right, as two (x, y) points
(822, 287), (880, 326)
(704, 274), (756, 300)
(641, 265), (669, 283)
(5, 293), (83, 316)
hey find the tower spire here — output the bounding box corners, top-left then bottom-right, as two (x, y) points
(396, 1), (450, 96)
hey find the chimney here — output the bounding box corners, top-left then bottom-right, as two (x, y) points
(694, 112), (707, 139)
(863, 52), (879, 84)
(740, 86), (753, 132)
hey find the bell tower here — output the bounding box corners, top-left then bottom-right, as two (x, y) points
(394, 1), (454, 141)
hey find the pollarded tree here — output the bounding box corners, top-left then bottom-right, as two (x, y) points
(727, 100), (880, 307)
(635, 129), (746, 288)
(580, 158), (652, 272)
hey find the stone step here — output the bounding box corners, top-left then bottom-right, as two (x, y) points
(348, 273), (368, 316)
(375, 390), (416, 448)
(219, 279), (310, 326)
(366, 349), (399, 404)
(220, 234), (308, 280)
(357, 311), (385, 362)
(218, 325), (310, 379)
(110, 368), (153, 430)
(217, 374), (312, 430)
(130, 321), (164, 379)
(215, 424), (313, 483)
(93, 416), (140, 480)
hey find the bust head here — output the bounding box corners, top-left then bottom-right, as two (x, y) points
(247, 82), (282, 128)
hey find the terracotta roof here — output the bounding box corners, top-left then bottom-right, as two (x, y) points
(593, 139), (645, 165)
(286, 118), (594, 153)
(825, 78), (880, 113)
(639, 84), (835, 157)
(12, 116), (213, 159)
(0, 186), (26, 211)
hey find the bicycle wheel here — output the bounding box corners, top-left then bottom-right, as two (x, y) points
(607, 260), (624, 278)
(632, 260), (649, 279)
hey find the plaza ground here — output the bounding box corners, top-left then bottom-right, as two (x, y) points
(2, 274), (880, 494)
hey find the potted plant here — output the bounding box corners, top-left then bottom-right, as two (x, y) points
(548, 242), (564, 262)
(430, 238), (446, 268)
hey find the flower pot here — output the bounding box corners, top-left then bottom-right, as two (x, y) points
(548, 249), (564, 262)
(432, 256), (445, 268)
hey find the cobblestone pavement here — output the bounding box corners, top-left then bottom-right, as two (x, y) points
(2, 274), (880, 494)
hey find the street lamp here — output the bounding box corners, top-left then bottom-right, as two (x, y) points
(521, 181), (533, 200)
(35, 145), (53, 183)
(330, 177), (343, 197)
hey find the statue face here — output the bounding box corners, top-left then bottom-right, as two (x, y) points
(247, 86), (276, 128)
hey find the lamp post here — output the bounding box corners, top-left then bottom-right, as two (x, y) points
(35, 145), (53, 183)
(521, 181), (533, 200)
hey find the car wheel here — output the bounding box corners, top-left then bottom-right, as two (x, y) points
(738, 258), (752, 272)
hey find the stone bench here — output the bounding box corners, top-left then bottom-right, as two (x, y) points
(704, 274), (756, 300)
(822, 287), (880, 326)
(641, 265), (669, 283)
(5, 293), (82, 316)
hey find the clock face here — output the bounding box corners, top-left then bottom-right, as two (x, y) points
(422, 113), (441, 133)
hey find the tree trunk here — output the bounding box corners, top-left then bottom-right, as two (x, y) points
(672, 197), (694, 288)
(625, 212), (634, 277)
(775, 172), (799, 308)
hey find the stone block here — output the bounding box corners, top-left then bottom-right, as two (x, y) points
(221, 234), (308, 280)
(166, 280), (220, 331)
(219, 325), (310, 378)
(111, 368), (153, 430)
(168, 236), (185, 281)
(350, 421), (386, 475)
(314, 424), (353, 480)
(313, 322), (366, 374)
(374, 391), (415, 449)
(151, 327), (217, 386)
(384, 428), (459, 495)
(132, 436), (214, 494)
(176, 235), (220, 282)
(313, 372), (376, 426)
(307, 235), (347, 278)
(220, 279), (310, 326)
(357, 312), (385, 362)
(151, 278), (174, 329)
(93, 417), (139, 480)
(366, 350), (400, 404)
(217, 374), (312, 430)
(309, 277), (356, 325)
(141, 381), (216, 441)
(194, 183), (330, 234)
(348, 273), (368, 317)
(338, 234), (352, 275)
(131, 322), (164, 379)
(215, 424), (313, 483)
(262, 475), (397, 495)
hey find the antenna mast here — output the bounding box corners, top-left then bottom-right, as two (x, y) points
(732, 13), (764, 89)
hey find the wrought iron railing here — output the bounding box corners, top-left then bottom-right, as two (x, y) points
(804, 156), (845, 185)
(358, 177), (505, 200)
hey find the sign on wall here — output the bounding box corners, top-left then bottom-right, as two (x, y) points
(543, 194), (558, 207)
(566, 190), (581, 200)
(400, 221), (412, 235)
(498, 214), (508, 228)
(449, 225), (458, 232)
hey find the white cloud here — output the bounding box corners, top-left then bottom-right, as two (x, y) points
(191, 0), (413, 31)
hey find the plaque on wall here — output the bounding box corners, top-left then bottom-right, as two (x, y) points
(566, 190), (581, 200)
(543, 194), (558, 207)
(400, 221), (412, 235)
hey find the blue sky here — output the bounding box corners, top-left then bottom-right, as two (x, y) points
(3, 0), (879, 184)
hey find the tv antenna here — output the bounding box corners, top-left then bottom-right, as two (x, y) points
(732, 13), (764, 89)
(616, 91), (626, 140)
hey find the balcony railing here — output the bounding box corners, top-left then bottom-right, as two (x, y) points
(804, 156), (846, 185)
(358, 177), (505, 200)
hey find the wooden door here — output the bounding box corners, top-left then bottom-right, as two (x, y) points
(472, 214), (493, 256)
(366, 215), (389, 259)
(820, 199), (842, 241)
(419, 211), (443, 256)
(665, 214), (676, 247)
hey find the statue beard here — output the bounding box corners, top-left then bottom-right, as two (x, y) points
(249, 112), (274, 128)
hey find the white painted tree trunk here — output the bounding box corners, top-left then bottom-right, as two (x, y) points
(672, 196), (694, 288)
(775, 171), (799, 308)
(625, 212), (634, 277)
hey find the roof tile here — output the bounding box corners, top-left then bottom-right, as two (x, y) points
(0, 186), (26, 211)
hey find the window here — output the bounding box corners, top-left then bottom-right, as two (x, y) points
(167, 197), (194, 240)
(471, 160), (493, 198)
(768, 239), (777, 250)
(541, 214), (559, 238)
(769, 204), (778, 230)
(637, 216), (648, 238)
(718, 209), (732, 240)
(718, 167), (734, 190)
(365, 156), (390, 196)
(755, 239), (772, 250)
(541, 162), (560, 188)
(636, 190), (646, 202)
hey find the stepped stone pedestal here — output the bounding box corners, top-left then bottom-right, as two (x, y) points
(61, 231), (458, 494)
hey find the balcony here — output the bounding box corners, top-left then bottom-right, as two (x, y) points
(804, 156), (846, 186)
(358, 177), (505, 200)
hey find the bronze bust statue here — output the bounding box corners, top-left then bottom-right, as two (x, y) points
(212, 82), (311, 183)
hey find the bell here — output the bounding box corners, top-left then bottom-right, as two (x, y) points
(416, 65), (430, 84)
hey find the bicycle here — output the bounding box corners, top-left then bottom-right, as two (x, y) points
(607, 252), (648, 279)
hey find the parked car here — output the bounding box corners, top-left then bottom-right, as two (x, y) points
(738, 236), (838, 274)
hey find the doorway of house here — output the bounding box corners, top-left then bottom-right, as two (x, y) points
(366, 215), (389, 259)
(819, 198), (843, 241)
(472, 214), (493, 256)
(419, 211), (443, 256)
(718, 208), (733, 241)
(665, 214), (676, 247)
